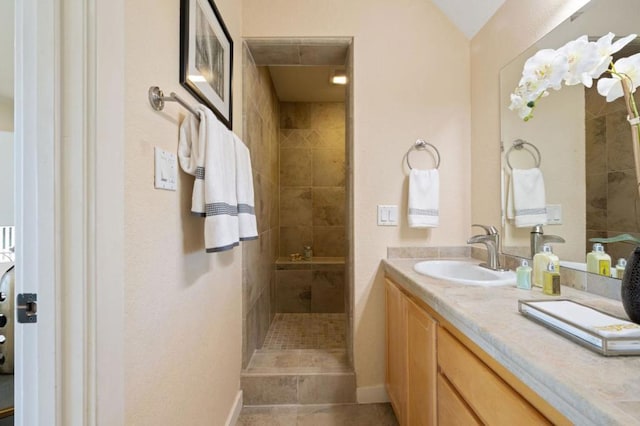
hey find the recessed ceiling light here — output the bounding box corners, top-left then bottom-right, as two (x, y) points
(331, 70), (347, 85)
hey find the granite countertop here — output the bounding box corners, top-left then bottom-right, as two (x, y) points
(383, 257), (640, 426)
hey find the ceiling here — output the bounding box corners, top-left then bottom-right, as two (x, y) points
(431, 0), (506, 39)
(0, 0), (14, 101)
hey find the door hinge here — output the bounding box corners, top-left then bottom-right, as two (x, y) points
(17, 293), (37, 323)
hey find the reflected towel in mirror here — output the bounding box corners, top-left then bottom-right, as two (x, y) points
(507, 168), (548, 228)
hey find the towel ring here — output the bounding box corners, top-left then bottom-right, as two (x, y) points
(406, 139), (441, 170)
(506, 139), (541, 170)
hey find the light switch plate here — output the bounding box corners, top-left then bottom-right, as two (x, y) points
(378, 205), (398, 226)
(154, 147), (177, 191)
(546, 204), (562, 225)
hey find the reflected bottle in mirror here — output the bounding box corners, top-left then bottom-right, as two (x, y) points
(621, 247), (640, 324)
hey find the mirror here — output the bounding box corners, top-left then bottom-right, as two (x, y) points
(500, 0), (640, 275)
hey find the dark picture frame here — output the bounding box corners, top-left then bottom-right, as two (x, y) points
(180, 0), (233, 129)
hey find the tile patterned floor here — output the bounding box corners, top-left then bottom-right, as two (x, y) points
(237, 403), (398, 425)
(262, 313), (346, 350)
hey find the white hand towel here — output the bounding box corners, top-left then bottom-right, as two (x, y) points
(511, 168), (548, 228)
(233, 134), (258, 241)
(178, 106), (207, 215)
(179, 106), (239, 252)
(408, 169), (439, 228)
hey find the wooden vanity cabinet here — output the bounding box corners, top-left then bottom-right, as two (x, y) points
(385, 279), (437, 426)
(385, 278), (408, 425)
(385, 278), (567, 426)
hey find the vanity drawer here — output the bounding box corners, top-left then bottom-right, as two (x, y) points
(437, 328), (550, 425)
(437, 372), (480, 426)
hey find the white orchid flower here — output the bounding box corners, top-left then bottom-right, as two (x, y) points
(522, 48), (568, 91)
(590, 32), (638, 79)
(557, 36), (600, 87)
(597, 52), (640, 102)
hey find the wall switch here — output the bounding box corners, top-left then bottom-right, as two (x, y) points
(546, 204), (562, 225)
(154, 147), (177, 191)
(378, 205), (398, 226)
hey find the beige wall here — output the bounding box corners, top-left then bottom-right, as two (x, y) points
(244, 0), (471, 395)
(123, 0), (243, 423)
(470, 0), (590, 231)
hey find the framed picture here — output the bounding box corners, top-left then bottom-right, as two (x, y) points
(180, 0), (233, 129)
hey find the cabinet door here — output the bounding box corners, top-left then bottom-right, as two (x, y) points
(438, 328), (550, 425)
(385, 279), (407, 424)
(437, 373), (481, 426)
(407, 298), (437, 426)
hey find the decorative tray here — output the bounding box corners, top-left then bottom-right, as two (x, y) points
(518, 299), (640, 356)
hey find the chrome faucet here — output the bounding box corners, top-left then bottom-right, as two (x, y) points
(467, 224), (506, 271)
(530, 225), (565, 258)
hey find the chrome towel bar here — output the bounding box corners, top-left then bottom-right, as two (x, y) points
(148, 86), (199, 118)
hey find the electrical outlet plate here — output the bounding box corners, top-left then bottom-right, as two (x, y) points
(378, 205), (398, 226)
(154, 147), (177, 191)
(546, 204), (562, 225)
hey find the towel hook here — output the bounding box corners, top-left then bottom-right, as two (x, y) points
(506, 139), (541, 170)
(405, 139), (441, 170)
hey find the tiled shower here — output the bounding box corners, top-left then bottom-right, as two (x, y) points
(241, 41), (350, 369)
(585, 84), (640, 262)
(240, 40), (355, 406)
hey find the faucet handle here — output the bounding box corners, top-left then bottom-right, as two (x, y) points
(471, 224), (498, 235)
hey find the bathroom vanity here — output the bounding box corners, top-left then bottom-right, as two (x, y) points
(384, 257), (640, 425)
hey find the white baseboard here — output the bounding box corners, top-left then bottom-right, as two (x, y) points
(225, 390), (243, 426)
(357, 385), (390, 403)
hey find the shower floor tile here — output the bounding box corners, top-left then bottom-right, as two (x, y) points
(262, 313), (346, 350)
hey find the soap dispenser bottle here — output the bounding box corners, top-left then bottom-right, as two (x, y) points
(586, 243), (611, 276)
(533, 244), (559, 288)
(543, 261), (561, 296)
(516, 259), (532, 290)
(615, 258), (627, 279)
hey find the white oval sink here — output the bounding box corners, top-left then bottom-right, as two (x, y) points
(413, 260), (516, 286)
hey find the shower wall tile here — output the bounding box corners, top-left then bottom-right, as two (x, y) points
(585, 172), (607, 230)
(280, 129), (313, 148)
(608, 171), (640, 232)
(280, 148), (313, 186)
(281, 188), (313, 227)
(281, 102), (311, 129)
(312, 149), (345, 187)
(313, 227), (346, 257)
(585, 116), (606, 176)
(277, 270), (312, 313)
(312, 187), (345, 226)
(606, 112), (635, 172)
(242, 43), (280, 368)
(311, 270), (345, 313)
(279, 101), (346, 259)
(310, 103), (345, 129)
(280, 226), (313, 256)
(309, 128), (345, 150)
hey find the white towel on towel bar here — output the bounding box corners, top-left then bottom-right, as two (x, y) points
(408, 169), (439, 228)
(233, 133), (258, 241)
(508, 168), (548, 228)
(178, 106), (206, 215)
(179, 105), (240, 252)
